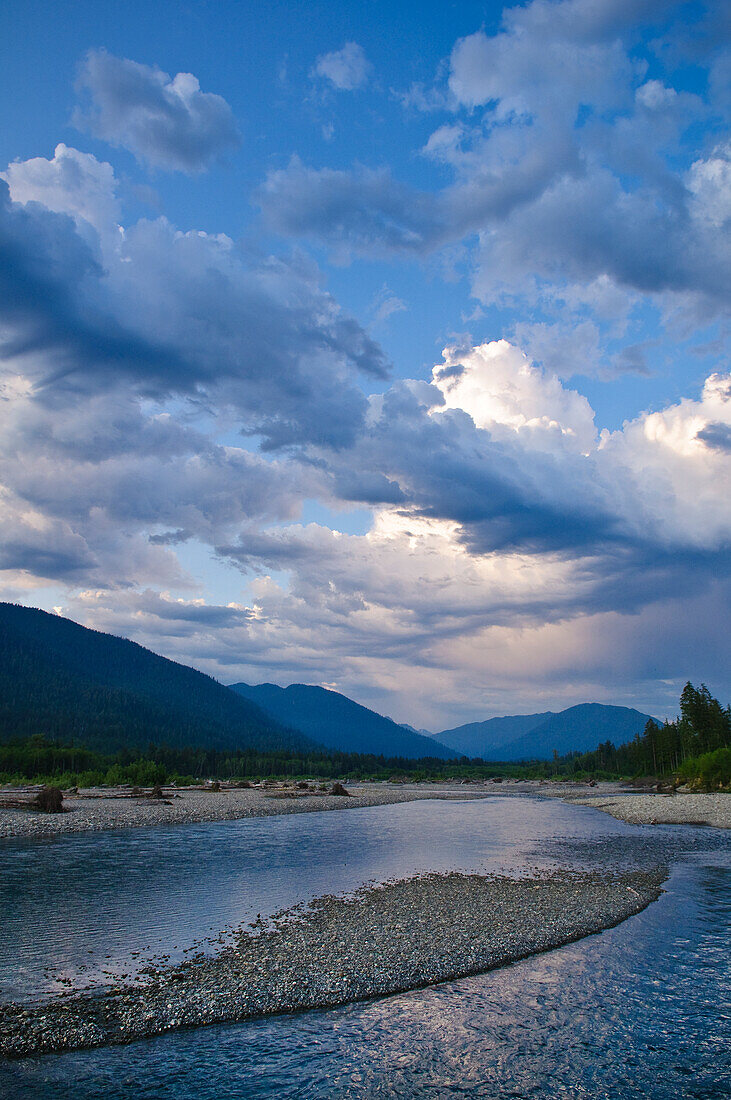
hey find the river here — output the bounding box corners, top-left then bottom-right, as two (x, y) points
(0, 795), (728, 1097)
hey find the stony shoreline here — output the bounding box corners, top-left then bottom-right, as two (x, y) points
(0, 865), (667, 1059)
(1, 780), (727, 840)
(0, 784), (490, 840)
(565, 790), (731, 829)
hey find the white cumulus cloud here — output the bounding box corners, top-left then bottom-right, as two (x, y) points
(314, 42), (371, 91)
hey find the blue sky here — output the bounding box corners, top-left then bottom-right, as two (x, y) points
(0, 0), (728, 727)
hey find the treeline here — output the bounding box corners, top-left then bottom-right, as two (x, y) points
(563, 683), (730, 785)
(1, 682), (728, 789)
(0, 735), (521, 787)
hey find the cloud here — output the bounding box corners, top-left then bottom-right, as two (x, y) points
(371, 284), (407, 325)
(471, 165), (730, 312)
(0, 144), (393, 595)
(447, 22), (633, 120)
(2, 155), (727, 609)
(433, 340), (597, 451)
(697, 421), (731, 451)
(0, 372), (327, 590)
(635, 79), (678, 110)
(2, 144), (120, 241)
(313, 42), (371, 90)
(73, 50), (240, 172)
(687, 142), (731, 228)
(258, 159), (447, 257)
(299, 341), (731, 571)
(260, 0), (729, 373)
(511, 319), (615, 379)
(0, 153), (388, 449)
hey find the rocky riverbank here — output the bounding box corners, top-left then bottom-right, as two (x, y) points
(1, 780), (727, 840)
(0, 866), (666, 1059)
(1, 781), (727, 840)
(566, 790), (730, 829)
(0, 784), (488, 840)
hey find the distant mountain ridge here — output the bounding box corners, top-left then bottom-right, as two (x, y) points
(229, 682), (458, 759)
(0, 603), (308, 753)
(436, 703), (657, 761)
(1, 603), (658, 765)
(437, 713), (556, 757)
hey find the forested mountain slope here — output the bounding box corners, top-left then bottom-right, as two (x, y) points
(493, 704), (657, 761)
(0, 603), (308, 753)
(229, 682), (458, 759)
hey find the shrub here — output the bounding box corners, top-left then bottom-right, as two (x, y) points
(677, 747), (731, 790)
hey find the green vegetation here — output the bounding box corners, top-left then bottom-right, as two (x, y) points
(677, 747), (731, 791)
(0, 735), (515, 787)
(564, 683), (730, 787)
(1, 683), (728, 790)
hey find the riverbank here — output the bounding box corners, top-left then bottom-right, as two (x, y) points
(0, 784), (490, 840)
(0, 865), (666, 1058)
(565, 789), (731, 829)
(1, 780), (728, 838)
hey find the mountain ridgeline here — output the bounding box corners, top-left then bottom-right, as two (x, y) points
(228, 682), (458, 760)
(435, 703), (658, 761)
(437, 713), (556, 758)
(0, 603), (309, 753)
(2, 604), (722, 774)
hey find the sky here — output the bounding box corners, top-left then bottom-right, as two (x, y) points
(0, 0), (729, 730)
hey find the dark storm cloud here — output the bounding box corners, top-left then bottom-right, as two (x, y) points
(74, 51), (241, 172)
(148, 529), (194, 546)
(0, 537), (94, 580)
(326, 382), (618, 556)
(0, 180), (388, 449)
(0, 181), (190, 391)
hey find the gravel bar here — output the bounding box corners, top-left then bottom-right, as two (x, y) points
(0, 866), (666, 1059)
(566, 791), (730, 829)
(3, 782), (726, 841)
(0, 785), (489, 840)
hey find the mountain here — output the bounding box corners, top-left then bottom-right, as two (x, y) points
(229, 682), (458, 759)
(436, 713), (555, 757)
(0, 603), (309, 753)
(398, 722), (435, 738)
(436, 703), (656, 761)
(501, 704), (657, 760)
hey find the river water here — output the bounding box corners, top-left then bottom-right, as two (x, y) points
(1, 796), (729, 1098)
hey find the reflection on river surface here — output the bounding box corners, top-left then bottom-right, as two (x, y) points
(1, 797), (728, 1098)
(1, 795), (643, 1001)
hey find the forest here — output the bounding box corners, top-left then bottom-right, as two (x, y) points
(0, 682), (728, 790)
(563, 683), (730, 786)
(0, 602), (306, 753)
